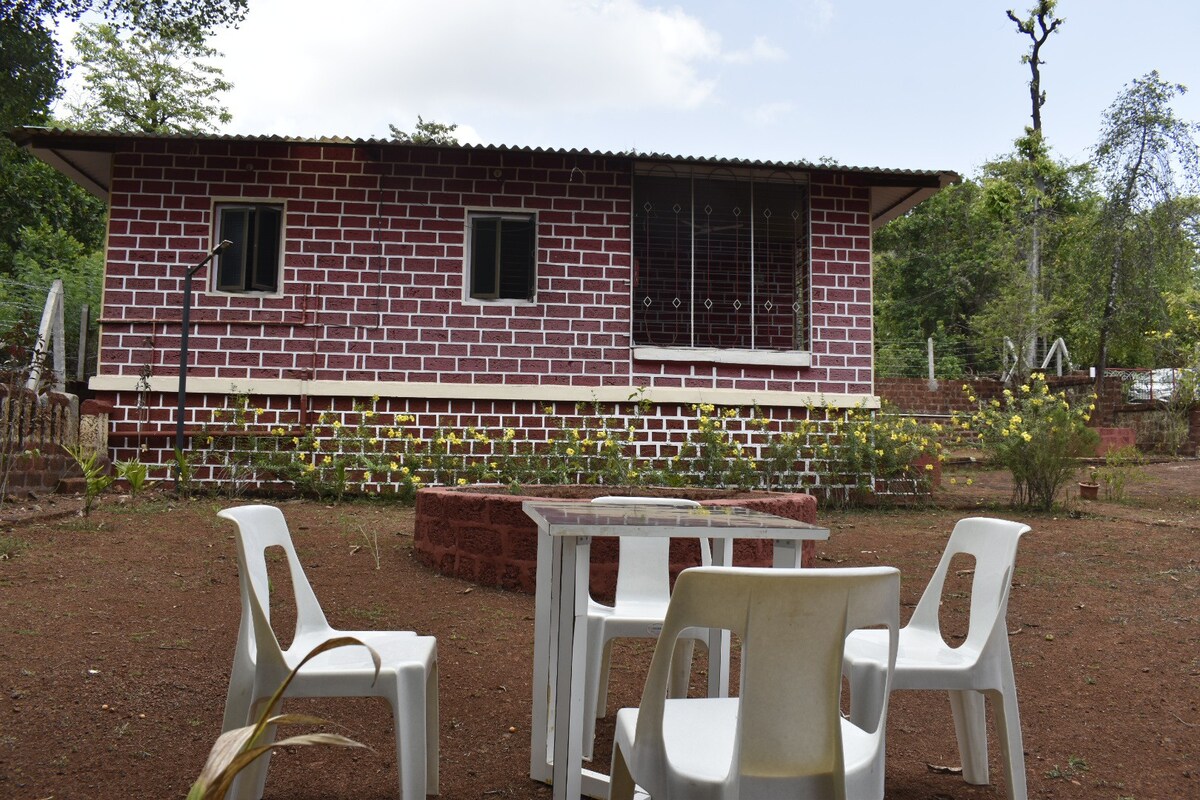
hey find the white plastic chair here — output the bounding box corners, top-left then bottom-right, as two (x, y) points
(610, 565), (900, 800)
(842, 517), (1030, 800)
(217, 504), (439, 799)
(583, 496), (710, 758)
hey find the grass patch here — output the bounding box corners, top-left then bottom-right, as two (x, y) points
(0, 534), (28, 560)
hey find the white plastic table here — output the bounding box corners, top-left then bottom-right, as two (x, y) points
(522, 500), (830, 800)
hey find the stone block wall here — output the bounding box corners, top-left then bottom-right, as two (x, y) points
(413, 486), (818, 594)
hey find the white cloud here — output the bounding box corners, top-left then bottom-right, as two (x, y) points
(211, 0), (744, 138)
(723, 35), (787, 64)
(746, 101), (793, 127)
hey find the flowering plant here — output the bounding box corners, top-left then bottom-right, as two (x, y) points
(953, 373), (1098, 510)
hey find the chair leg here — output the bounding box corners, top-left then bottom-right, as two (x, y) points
(229, 695), (277, 800)
(609, 740), (637, 800)
(426, 662), (440, 795)
(582, 621), (609, 761)
(393, 666), (432, 800)
(949, 689), (990, 785)
(668, 638), (696, 698)
(991, 686), (1027, 800)
(844, 660), (887, 731)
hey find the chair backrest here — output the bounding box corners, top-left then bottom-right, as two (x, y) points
(217, 504), (331, 671)
(908, 517), (1031, 653)
(589, 497), (709, 602)
(631, 566), (899, 798)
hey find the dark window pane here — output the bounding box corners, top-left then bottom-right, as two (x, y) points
(498, 219), (534, 299)
(217, 208), (250, 292)
(252, 206), (282, 291)
(471, 217), (499, 298)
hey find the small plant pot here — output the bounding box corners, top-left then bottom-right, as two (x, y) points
(1078, 482), (1100, 500)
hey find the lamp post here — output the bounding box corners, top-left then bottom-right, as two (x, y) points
(175, 240), (231, 462)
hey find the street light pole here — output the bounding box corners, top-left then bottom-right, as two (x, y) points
(175, 240), (231, 461)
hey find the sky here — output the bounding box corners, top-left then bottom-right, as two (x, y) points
(56, 0), (1200, 177)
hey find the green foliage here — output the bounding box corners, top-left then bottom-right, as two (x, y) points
(114, 457), (151, 496)
(184, 393), (947, 506)
(802, 405), (943, 508)
(0, 223), (104, 375)
(1095, 445), (1145, 501)
(65, 21), (233, 134)
(673, 403), (758, 489)
(953, 373), (1098, 510)
(388, 116), (459, 145)
(0, 533), (29, 560)
(1089, 71), (1200, 377)
(0, 7), (64, 128)
(64, 443), (114, 516)
(187, 637), (373, 800)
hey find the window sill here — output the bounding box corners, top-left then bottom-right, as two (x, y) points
(633, 346), (812, 368)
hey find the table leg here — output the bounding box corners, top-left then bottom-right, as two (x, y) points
(550, 535), (591, 800)
(706, 537), (734, 698)
(530, 523), (553, 784)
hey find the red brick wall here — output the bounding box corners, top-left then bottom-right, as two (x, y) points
(93, 141), (880, 478)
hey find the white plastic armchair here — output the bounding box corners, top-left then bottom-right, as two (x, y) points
(842, 517), (1031, 800)
(610, 565), (900, 800)
(217, 504), (439, 800)
(583, 496), (710, 758)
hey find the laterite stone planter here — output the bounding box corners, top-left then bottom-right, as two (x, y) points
(413, 486), (819, 595)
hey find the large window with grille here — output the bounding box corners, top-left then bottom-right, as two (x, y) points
(632, 172), (809, 354)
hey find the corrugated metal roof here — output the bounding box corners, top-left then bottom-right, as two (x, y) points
(8, 125), (959, 228)
(8, 125), (953, 179)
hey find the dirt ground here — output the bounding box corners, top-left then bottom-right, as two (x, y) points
(1, 460), (1197, 800)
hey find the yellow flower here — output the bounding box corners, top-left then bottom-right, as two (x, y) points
(925, 463), (934, 471)
(566, 448), (576, 456)
(503, 428), (515, 441)
(967, 395), (976, 403)
(457, 478), (468, 486)
(1021, 432), (1032, 442)
(1020, 384), (1031, 393)
(1009, 415), (1022, 426)
(966, 478), (973, 486)
(389, 461), (399, 470)
(949, 477), (958, 485)
(322, 454), (332, 464)
(364, 471), (372, 482)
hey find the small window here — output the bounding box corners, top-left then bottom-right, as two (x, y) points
(467, 212), (536, 301)
(215, 203), (283, 293)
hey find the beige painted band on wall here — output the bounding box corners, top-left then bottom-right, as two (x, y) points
(88, 375), (880, 410)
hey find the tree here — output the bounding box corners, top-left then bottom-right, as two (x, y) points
(389, 117), (459, 145)
(1006, 1), (1064, 367)
(1006, 1), (1064, 134)
(1, 0), (246, 127)
(66, 22), (232, 134)
(1090, 71), (1200, 386)
(0, 6), (63, 128)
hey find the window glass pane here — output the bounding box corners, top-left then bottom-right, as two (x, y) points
(471, 217), (499, 298)
(633, 176), (692, 347)
(252, 206), (282, 292)
(692, 178), (752, 349)
(632, 174), (809, 352)
(498, 219), (534, 300)
(754, 182), (808, 351)
(217, 208), (250, 292)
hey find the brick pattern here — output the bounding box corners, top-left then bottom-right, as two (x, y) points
(98, 141), (873, 392)
(413, 486), (818, 594)
(809, 175), (873, 394)
(105, 394), (821, 484)
(94, 141), (883, 479)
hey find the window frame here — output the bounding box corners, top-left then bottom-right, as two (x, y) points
(464, 209), (538, 304)
(630, 167), (811, 365)
(212, 201), (285, 296)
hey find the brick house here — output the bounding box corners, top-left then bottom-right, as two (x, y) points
(13, 128), (956, 486)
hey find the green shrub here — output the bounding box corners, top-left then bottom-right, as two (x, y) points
(953, 373), (1098, 510)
